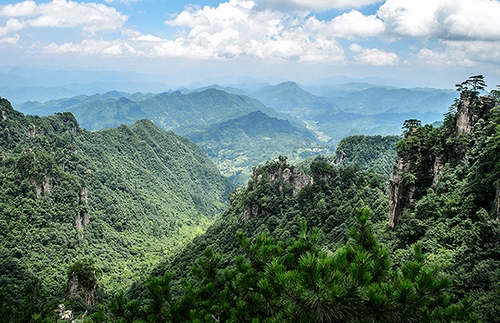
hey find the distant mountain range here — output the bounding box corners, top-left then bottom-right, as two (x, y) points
(243, 81), (456, 144)
(12, 77), (457, 183)
(17, 89), (323, 185)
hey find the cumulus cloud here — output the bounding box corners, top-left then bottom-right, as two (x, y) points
(0, 0), (387, 63)
(0, 18), (24, 36)
(0, 0), (127, 35)
(378, 0), (500, 41)
(254, 0), (383, 12)
(350, 43), (398, 65)
(314, 10), (385, 38)
(418, 40), (500, 68)
(417, 48), (476, 67)
(0, 34), (20, 45)
(162, 0), (346, 62)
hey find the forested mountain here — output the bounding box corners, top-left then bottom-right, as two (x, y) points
(183, 110), (327, 185)
(16, 81), (454, 184)
(246, 81), (455, 145)
(333, 135), (400, 177)
(112, 157), (475, 322)
(0, 97), (233, 321)
(17, 89), (324, 184)
(2, 77), (498, 322)
(99, 77), (496, 323)
(249, 81), (334, 118)
(17, 89), (286, 131)
(387, 77), (500, 321)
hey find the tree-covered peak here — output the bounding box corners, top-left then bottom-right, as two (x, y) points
(0, 99), (233, 321)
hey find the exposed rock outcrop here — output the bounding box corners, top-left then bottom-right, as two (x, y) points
(75, 187), (90, 240)
(67, 271), (97, 306)
(244, 157), (313, 220)
(431, 154), (445, 187)
(496, 185), (500, 221)
(388, 157), (413, 227)
(388, 88), (498, 227)
(455, 92), (495, 135)
(30, 174), (54, 198)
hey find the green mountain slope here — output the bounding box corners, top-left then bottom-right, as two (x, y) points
(122, 78), (495, 323)
(250, 81), (334, 117)
(333, 134), (400, 177)
(0, 97), (233, 321)
(183, 110), (326, 185)
(116, 155), (474, 322)
(159, 157), (390, 277)
(17, 89), (323, 185)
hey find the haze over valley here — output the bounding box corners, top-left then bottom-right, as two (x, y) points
(1, 0), (500, 322)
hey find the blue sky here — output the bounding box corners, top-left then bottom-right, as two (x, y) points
(1, 0), (500, 88)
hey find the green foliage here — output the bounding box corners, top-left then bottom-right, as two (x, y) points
(0, 97), (233, 322)
(455, 75), (486, 94)
(389, 77), (500, 321)
(68, 259), (98, 290)
(121, 209), (476, 322)
(184, 110), (327, 186)
(334, 135), (400, 177)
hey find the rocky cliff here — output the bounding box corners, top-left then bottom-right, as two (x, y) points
(243, 156), (313, 220)
(388, 86), (498, 227)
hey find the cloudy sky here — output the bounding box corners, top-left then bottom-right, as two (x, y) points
(1, 0), (500, 87)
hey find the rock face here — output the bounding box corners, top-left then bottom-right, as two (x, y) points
(388, 157), (412, 227)
(455, 92), (495, 135)
(388, 89), (497, 227)
(496, 185), (500, 221)
(75, 187), (90, 240)
(431, 155), (445, 187)
(66, 259), (98, 306)
(243, 157), (313, 220)
(67, 272), (97, 306)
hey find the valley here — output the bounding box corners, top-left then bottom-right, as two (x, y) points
(14, 79), (455, 186)
(0, 75), (498, 322)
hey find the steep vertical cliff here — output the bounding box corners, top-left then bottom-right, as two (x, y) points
(388, 81), (498, 227)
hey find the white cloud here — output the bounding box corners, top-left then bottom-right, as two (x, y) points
(0, 0), (127, 35)
(0, 18), (24, 36)
(350, 43), (398, 65)
(0, 0), (38, 17)
(162, 0), (345, 62)
(418, 40), (500, 67)
(105, 0), (140, 4)
(417, 48), (476, 67)
(318, 10), (385, 38)
(135, 34), (163, 42)
(254, 0), (382, 12)
(378, 0), (500, 41)
(0, 34), (20, 45)
(44, 38), (141, 56)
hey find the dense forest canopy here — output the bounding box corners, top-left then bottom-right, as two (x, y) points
(0, 75), (499, 322)
(0, 97), (232, 321)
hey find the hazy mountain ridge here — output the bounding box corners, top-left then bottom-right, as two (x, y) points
(17, 89), (324, 184)
(245, 81), (456, 144)
(0, 67), (174, 104)
(13, 78), (456, 185)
